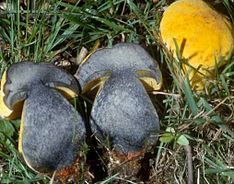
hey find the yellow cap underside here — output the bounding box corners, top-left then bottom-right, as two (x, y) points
(0, 70), (24, 119)
(55, 86), (77, 99)
(140, 77), (162, 91)
(82, 77), (108, 96)
(0, 71), (13, 118)
(136, 70), (162, 91)
(82, 75), (161, 98)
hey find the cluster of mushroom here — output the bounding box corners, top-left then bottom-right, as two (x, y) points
(0, 43), (161, 173)
(0, 0), (233, 178)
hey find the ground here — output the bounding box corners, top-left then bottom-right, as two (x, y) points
(0, 0), (233, 183)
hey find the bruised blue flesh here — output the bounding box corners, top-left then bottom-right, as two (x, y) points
(75, 43), (161, 89)
(3, 62), (79, 109)
(90, 71), (160, 153)
(21, 84), (85, 172)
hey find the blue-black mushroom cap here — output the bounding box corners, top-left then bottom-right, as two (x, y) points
(3, 61), (79, 110)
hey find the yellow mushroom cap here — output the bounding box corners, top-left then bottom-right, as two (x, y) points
(160, 0), (234, 89)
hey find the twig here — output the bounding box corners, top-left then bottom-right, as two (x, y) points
(50, 171), (56, 184)
(121, 0), (127, 16)
(151, 91), (180, 97)
(184, 145), (193, 184)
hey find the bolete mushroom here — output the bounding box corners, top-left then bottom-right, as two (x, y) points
(160, 0), (234, 90)
(0, 62), (85, 173)
(75, 43), (161, 155)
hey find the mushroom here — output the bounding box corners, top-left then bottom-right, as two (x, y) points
(0, 62), (85, 173)
(160, 0), (234, 90)
(75, 43), (161, 155)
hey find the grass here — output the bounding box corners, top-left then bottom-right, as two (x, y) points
(0, 0), (234, 183)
